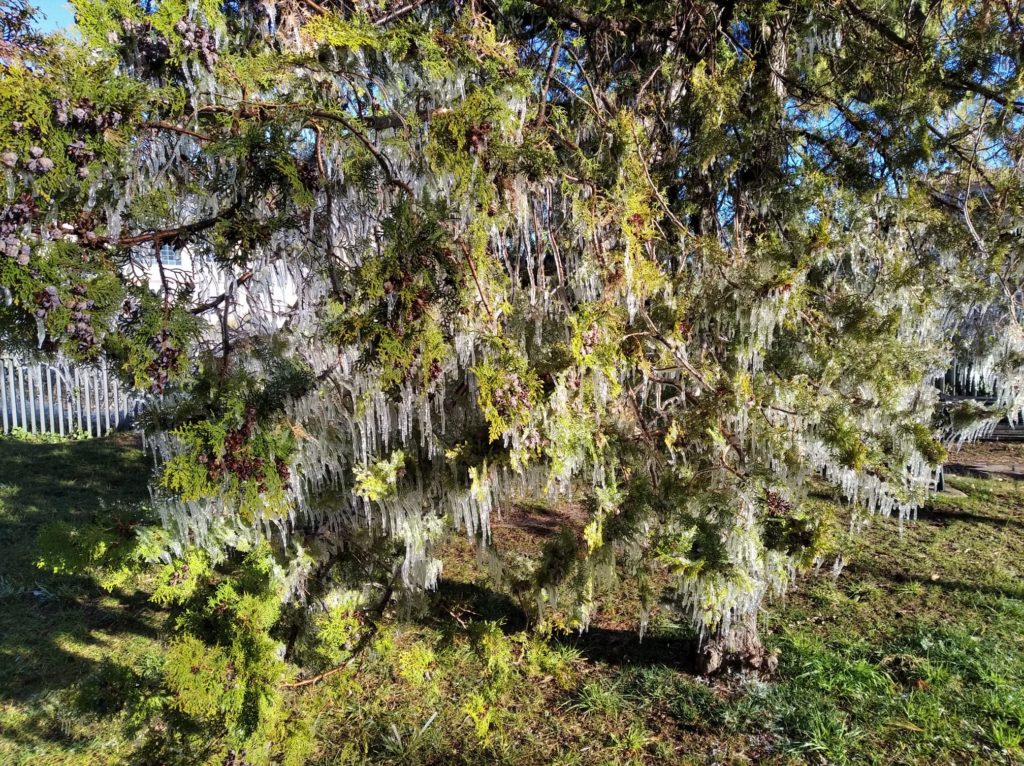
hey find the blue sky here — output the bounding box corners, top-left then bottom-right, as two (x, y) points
(32, 0), (75, 32)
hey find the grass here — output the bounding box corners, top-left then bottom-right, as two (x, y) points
(1, 435), (1023, 764)
(0, 434), (164, 765)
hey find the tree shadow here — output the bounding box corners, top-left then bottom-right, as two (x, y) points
(426, 578), (700, 671)
(849, 563), (1024, 600)
(425, 580), (530, 633)
(549, 626), (700, 672)
(916, 503), (1024, 530)
(0, 435), (161, 732)
(0, 434), (149, 529)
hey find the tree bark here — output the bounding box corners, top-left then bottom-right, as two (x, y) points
(696, 607), (778, 675)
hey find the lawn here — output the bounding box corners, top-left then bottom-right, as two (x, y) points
(1, 435), (1022, 765)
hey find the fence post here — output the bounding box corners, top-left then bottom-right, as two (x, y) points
(55, 364), (65, 437)
(7, 360), (18, 431)
(112, 372), (121, 429)
(94, 365), (103, 435)
(37, 366), (46, 433)
(86, 368), (95, 437)
(0, 357), (8, 434)
(27, 364), (37, 433)
(102, 361), (111, 434)
(74, 367), (83, 436)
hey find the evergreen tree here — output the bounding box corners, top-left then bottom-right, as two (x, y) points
(3, 0), (1024, 749)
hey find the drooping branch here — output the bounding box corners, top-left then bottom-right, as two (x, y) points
(96, 203), (240, 249)
(139, 121), (212, 142)
(191, 271), (255, 315)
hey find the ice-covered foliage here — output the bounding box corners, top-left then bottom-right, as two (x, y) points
(3, 0), (1024, 695)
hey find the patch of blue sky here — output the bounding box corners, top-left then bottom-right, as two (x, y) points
(30, 0), (75, 33)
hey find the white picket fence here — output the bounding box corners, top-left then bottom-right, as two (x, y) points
(0, 355), (142, 437)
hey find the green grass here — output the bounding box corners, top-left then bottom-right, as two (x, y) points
(1, 437), (1023, 765)
(0, 434), (165, 765)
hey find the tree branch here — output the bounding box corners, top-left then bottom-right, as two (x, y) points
(373, 0), (429, 26)
(191, 271), (254, 315)
(843, 0), (1024, 113)
(139, 121), (212, 142)
(281, 565), (399, 690)
(97, 204), (239, 249)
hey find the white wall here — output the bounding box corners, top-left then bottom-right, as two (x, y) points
(136, 245), (299, 332)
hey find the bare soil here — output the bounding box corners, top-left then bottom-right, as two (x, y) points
(946, 440), (1024, 467)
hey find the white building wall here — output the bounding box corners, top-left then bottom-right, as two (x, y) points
(138, 245), (299, 333)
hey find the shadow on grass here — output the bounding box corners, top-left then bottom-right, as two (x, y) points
(428, 579), (700, 671)
(0, 435), (159, 725)
(551, 626), (700, 672)
(864, 566), (1024, 600)
(428, 580), (530, 632)
(916, 503), (1024, 530)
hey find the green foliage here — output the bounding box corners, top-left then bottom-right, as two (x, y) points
(568, 679), (626, 718)
(301, 11), (381, 50)
(353, 450), (407, 501)
(2, 426), (89, 443)
(396, 642), (436, 687)
(160, 545), (296, 762)
(473, 352), (542, 444)
(824, 409), (871, 471)
(35, 503), (161, 592)
(909, 422), (948, 466)
(308, 593), (364, 666)
(157, 378), (299, 522)
(151, 548), (212, 606)
(760, 497), (837, 566)
(4, 0), (1024, 755)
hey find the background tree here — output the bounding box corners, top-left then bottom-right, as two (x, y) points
(3, 0), (1024, 753)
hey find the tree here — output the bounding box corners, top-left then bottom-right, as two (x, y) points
(3, 0), (1023, 751)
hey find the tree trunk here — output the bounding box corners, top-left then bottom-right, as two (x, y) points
(696, 607), (778, 675)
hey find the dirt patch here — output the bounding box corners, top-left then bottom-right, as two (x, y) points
(944, 441), (1024, 480)
(946, 440), (1024, 466)
(491, 501), (587, 540)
